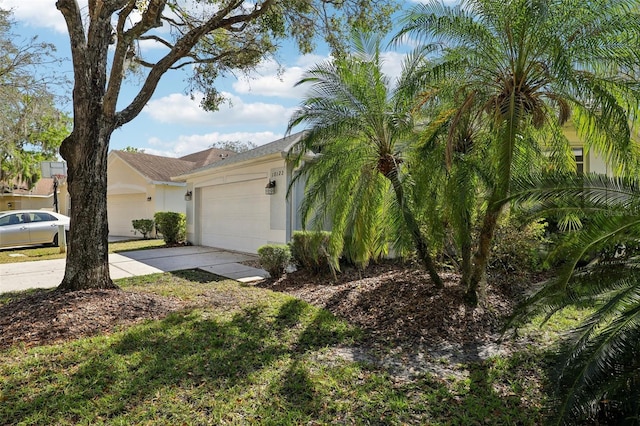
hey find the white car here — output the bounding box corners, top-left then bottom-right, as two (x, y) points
(0, 210), (70, 249)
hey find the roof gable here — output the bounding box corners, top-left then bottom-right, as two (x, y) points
(111, 147), (238, 183)
(179, 148), (236, 168)
(112, 151), (196, 183)
(177, 132), (306, 178)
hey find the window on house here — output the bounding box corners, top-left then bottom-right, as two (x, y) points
(573, 148), (584, 174)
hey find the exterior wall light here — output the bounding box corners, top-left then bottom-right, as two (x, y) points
(146, 196), (152, 202)
(184, 190), (193, 201)
(265, 180), (276, 195)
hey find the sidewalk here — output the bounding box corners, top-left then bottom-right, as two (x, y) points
(0, 246), (268, 293)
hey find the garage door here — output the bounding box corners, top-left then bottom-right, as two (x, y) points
(199, 180), (269, 253)
(108, 194), (150, 236)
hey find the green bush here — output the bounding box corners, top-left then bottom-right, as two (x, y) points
(490, 214), (548, 273)
(153, 212), (186, 244)
(289, 231), (332, 273)
(257, 244), (291, 279)
(131, 219), (155, 239)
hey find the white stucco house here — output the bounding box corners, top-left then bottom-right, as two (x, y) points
(173, 132), (308, 254)
(106, 148), (235, 237)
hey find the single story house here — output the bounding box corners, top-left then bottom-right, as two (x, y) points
(172, 132), (309, 254)
(106, 147), (235, 237)
(170, 129), (618, 254)
(1, 128), (611, 250)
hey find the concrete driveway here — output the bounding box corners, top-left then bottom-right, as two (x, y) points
(0, 246), (268, 294)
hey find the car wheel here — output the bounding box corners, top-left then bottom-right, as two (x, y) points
(53, 231), (70, 246)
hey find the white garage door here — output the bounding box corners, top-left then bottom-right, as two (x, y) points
(108, 194), (149, 236)
(199, 180), (269, 253)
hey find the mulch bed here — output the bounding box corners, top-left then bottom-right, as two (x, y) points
(0, 260), (538, 357)
(0, 288), (185, 349)
(255, 261), (522, 352)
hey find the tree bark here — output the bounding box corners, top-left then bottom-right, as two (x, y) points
(467, 94), (520, 305)
(58, 123), (117, 291)
(56, 0), (117, 291)
(459, 232), (472, 289)
(466, 194), (502, 305)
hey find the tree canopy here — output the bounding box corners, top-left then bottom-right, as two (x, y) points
(0, 9), (70, 190)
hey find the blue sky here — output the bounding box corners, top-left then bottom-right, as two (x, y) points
(2, 0), (428, 157)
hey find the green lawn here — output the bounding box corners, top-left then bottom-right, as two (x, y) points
(0, 270), (557, 425)
(0, 238), (165, 264)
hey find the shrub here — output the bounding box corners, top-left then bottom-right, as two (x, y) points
(289, 231), (332, 273)
(490, 214), (548, 273)
(131, 219), (155, 239)
(257, 244), (291, 279)
(153, 212), (186, 244)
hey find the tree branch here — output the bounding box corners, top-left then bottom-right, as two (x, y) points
(138, 34), (175, 50)
(115, 0), (275, 127)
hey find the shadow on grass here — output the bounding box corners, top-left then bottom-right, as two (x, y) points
(1, 291), (549, 424)
(1, 297), (359, 424)
(168, 268), (228, 283)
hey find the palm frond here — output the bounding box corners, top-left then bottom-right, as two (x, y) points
(508, 171), (640, 423)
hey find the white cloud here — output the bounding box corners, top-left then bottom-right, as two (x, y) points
(143, 131), (282, 157)
(233, 51), (406, 98)
(144, 92), (295, 128)
(233, 54), (329, 99)
(1, 0), (82, 33)
(381, 51), (406, 83)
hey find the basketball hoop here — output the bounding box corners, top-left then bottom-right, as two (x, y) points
(52, 174), (67, 214)
(52, 174), (67, 186)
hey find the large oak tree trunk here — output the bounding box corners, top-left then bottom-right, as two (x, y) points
(56, 0), (117, 291)
(58, 120), (117, 291)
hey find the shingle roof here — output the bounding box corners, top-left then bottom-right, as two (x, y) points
(179, 148), (237, 168)
(179, 132), (306, 178)
(113, 151), (197, 182)
(112, 147), (237, 183)
(2, 178), (55, 196)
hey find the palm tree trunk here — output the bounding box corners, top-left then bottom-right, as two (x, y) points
(466, 191), (502, 305)
(460, 232), (472, 289)
(387, 170), (443, 288)
(467, 105), (519, 305)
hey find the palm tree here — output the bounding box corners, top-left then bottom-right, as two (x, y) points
(396, 0), (640, 305)
(287, 32), (444, 288)
(509, 172), (640, 424)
